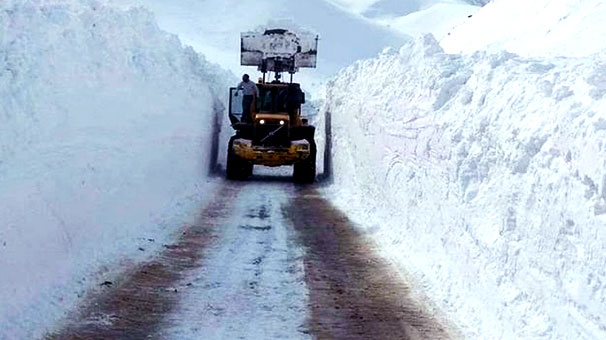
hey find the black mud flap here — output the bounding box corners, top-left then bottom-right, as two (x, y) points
(290, 125), (316, 141)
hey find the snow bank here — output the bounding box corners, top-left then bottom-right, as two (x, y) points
(0, 1), (231, 338)
(442, 0), (606, 58)
(323, 35), (606, 339)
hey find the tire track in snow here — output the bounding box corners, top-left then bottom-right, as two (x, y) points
(287, 187), (456, 340)
(45, 183), (238, 340)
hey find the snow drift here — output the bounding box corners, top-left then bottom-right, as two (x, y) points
(138, 0), (409, 93)
(442, 0), (606, 58)
(373, 2), (480, 41)
(325, 0), (490, 17)
(323, 35), (606, 339)
(0, 0), (231, 338)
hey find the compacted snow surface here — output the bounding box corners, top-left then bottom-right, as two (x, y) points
(160, 183), (310, 340)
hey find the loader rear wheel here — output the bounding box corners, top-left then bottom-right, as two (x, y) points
(244, 162), (253, 177)
(226, 137), (252, 180)
(293, 139), (316, 184)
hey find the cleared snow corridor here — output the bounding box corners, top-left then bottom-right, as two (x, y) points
(4, 1), (606, 339)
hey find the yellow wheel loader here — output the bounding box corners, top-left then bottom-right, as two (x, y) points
(226, 28), (319, 183)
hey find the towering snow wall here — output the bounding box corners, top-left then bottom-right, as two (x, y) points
(323, 35), (606, 340)
(0, 0), (231, 338)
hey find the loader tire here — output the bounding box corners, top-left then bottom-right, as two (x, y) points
(293, 139), (316, 184)
(226, 137), (252, 180)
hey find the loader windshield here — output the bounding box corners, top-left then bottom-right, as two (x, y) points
(257, 87), (283, 113)
(256, 84), (303, 114)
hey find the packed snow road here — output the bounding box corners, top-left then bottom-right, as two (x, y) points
(46, 175), (453, 340)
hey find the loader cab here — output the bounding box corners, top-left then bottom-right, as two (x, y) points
(256, 82), (305, 124)
(252, 82), (301, 147)
(228, 82), (306, 126)
(229, 81), (306, 147)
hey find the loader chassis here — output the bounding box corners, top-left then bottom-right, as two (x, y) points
(227, 82), (316, 182)
(226, 28), (318, 183)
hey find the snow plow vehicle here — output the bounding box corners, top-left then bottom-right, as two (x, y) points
(226, 28), (319, 183)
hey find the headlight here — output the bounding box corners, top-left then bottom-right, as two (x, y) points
(279, 120), (285, 125)
(259, 119), (265, 125)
